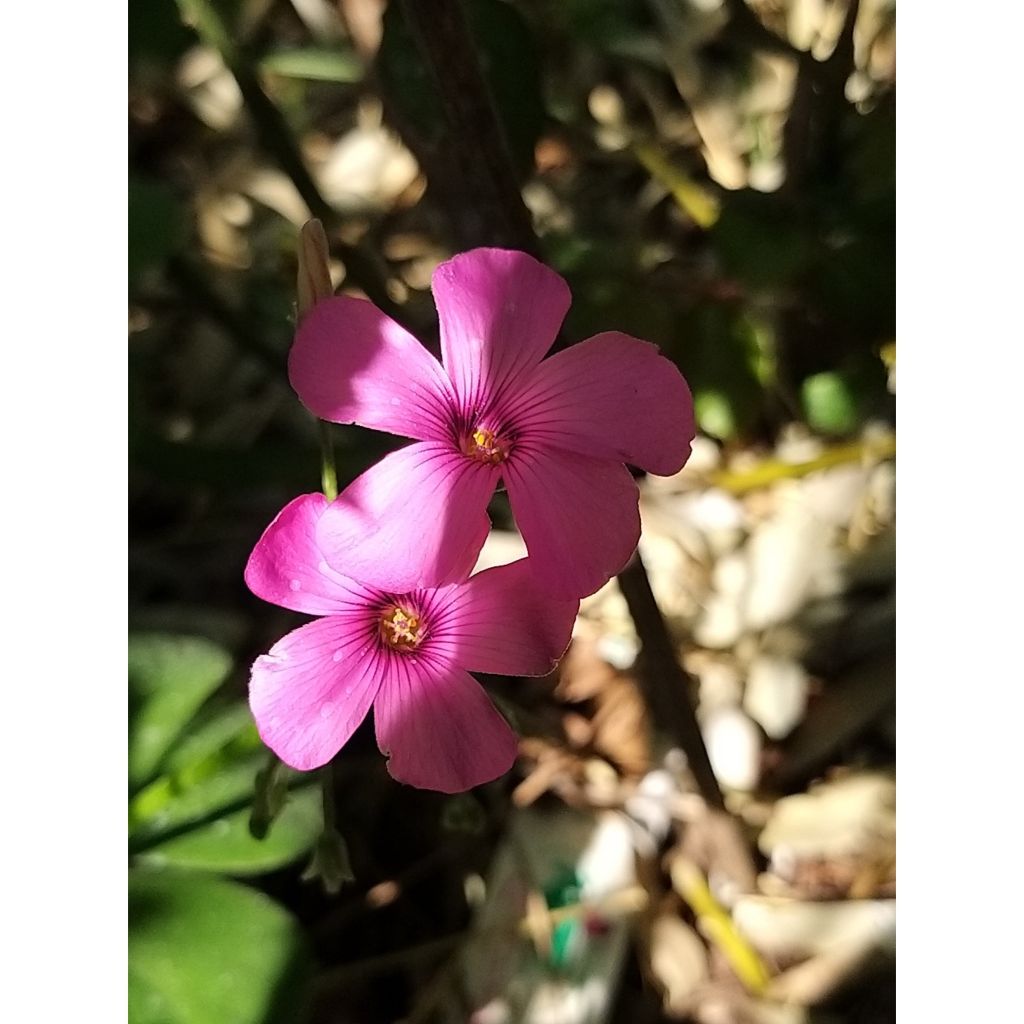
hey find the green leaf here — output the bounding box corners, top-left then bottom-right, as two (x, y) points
(130, 757), (273, 840)
(802, 372), (858, 435)
(162, 703), (260, 778)
(129, 635), (234, 788)
(261, 47), (364, 82)
(129, 871), (312, 1024)
(137, 787), (321, 875)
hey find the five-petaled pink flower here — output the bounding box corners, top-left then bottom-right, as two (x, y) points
(289, 247), (695, 598)
(245, 493), (579, 791)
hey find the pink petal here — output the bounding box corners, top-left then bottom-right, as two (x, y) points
(249, 616), (385, 771)
(428, 559), (579, 676)
(513, 332), (695, 476)
(289, 295), (455, 441)
(504, 447), (641, 598)
(316, 441), (498, 591)
(373, 654), (518, 792)
(245, 493), (380, 615)
(433, 249), (571, 417)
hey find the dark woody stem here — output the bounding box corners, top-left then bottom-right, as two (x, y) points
(400, 0), (727, 813)
(398, 0), (539, 257)
(616, 551), (725, 810)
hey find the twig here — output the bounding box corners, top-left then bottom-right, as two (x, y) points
(397, 0), (538, 255)
(616, 551), (726, 811)
(782, 0), (862, 196)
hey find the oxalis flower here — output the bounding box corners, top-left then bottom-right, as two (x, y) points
(290, 247), (695, 598)
(245, 493), (579, 792)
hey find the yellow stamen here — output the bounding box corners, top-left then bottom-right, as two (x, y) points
(379, 605), (423, 651)
(463, 426), (511, 464)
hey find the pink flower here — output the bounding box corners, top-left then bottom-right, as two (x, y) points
(245, 493), (579, 792)
(289, 248), (695, 598)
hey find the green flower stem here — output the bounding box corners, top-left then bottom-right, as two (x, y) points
(318, 421), (338, 503)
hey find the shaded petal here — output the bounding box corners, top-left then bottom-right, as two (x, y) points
(505, 447), (640, 598)
(289, 295), (455, 441)
(374, 654), (518, 792)
(316, 441), (498, 591)
(245, 493), (381, 615)
(512, 332), (695, 476)
(249, 616), (384, 771)
(428, 559), (579, 676)
(433, 249), (571, 418)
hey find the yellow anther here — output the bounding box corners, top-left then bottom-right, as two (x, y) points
(379, 605), (423, 651)
(463, 426), (511, 464)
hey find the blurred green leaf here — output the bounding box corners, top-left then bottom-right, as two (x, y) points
(129, 635), (233, 788)
(633, 143), (720, 228)
(694, 390), (736, 441)
(131, 757), (271, 839)
(163, 704), (259, 778)
(129, 964), (179, 1024)
(129, 871), (312, 1024)
(138, 787), (321, 875)
(261, 47), (364, 82)
(802, 372), (858, 435)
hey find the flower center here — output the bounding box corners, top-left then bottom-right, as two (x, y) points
(462, 426), (512, 464)
(379, 605), (423, 651)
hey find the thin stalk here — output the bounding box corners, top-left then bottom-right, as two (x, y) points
(318, 421), (338, 502)
(397, 0), (538, 255)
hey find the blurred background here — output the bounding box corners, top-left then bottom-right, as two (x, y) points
(128, 1), (895, 1022)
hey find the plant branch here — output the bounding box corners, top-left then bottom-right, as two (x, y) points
(397, 0), (538, 255)
(616, 550), (725, 810)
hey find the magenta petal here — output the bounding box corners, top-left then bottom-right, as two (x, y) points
(289, 296), (454, 441)
(505, 448), (641, 598)
(373, 655), (518, 792)
(316, 441), (498, 591)
(513, 332), (696, 476)
(249, 616), (384, 771)
(429, 559), (579, 676)
(433, 249), (571, 415)
(245, 493), (379, 615)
